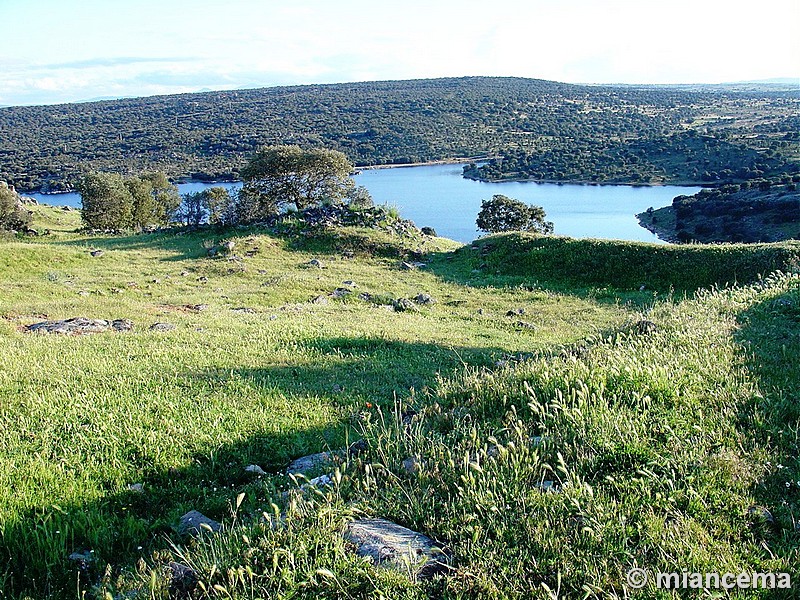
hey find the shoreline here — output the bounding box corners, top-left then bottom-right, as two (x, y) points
(355, 156), (490, 172)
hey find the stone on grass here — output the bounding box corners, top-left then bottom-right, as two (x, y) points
(245, 464), (266, 476)
(311, 295), (329, 305)
(392, 298), (417, 312)
(401, 456), (420, 476)
(149, 322), (176, 332)
(332, 287), (352, 298)
(413, 293), (435, 305)
(25, 317), (133, 335)
(307, 258), (323, 268)
(287, 451), (336, 475)
(168, 562), (199, 598)
(89, 249), (104, 257)
(343, 518), (450, 579)
(636, 319), (657, 335)
(178, 510), (221, 537)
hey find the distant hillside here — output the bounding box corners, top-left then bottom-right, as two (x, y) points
(1, 76), (796, 192)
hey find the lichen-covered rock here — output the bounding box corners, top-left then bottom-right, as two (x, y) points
(24, 317), (133, 335)
(343, 518), (450, 579)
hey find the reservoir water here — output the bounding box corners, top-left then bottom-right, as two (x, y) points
(27, 164), (700, 244)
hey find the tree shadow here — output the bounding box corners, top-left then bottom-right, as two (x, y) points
(0, 337), (507, 598)
(732, 284), (800, 562)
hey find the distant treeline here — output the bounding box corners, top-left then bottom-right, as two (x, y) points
(1, 76), (796, 192)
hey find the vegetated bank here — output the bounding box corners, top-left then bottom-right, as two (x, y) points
(1, 77), (797, 192)
(1, 202), (799, 598)
(638, 176), (800, 243)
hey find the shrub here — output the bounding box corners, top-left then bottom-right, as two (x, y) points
(476, 194), (553, 234)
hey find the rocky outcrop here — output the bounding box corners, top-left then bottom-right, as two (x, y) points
(343, 518), (451, 579)
(24, 317), (133, 335)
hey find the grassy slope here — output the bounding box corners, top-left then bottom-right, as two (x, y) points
(1, 212), (798, 599)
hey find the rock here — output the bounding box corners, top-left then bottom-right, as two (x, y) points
(89, 249), (104, 257)
(392, 298), (417, 312)
(400, 261), (416, 271)
(222, 240), (235, 253)
(747, 505), (775, 524)
(332, 287), (352, 298)
(111, 319), (134, 332)
(311, 295), (330, 305)
(186, 303), (208, 312)
(514, 321), (536, 330)
(307, 258), (323, 268)
(421, 227), (437, 236)
(178, 510), (221, 537)
(128, 483), (144, 493)
(477, 308), (485, 315)
(342, 280), (357, 287)
(168, 562), (199, 598)
(207, 246), (219, 257)
(231, 307), (256, 314)
(149, 322), (176, 332)
(343, 518), (450, 579)
(636, 319), (657, 334)
(287, 450), (337, 475)
(25, 317), (132, 335)
(245, 464), (266, 476)
(197, 276), (209, 283)
(61, 205), (73, 211)
(68, 550), (94, 571)
(401, 456), (420, 475)
(506, 308), (525, 316)
(536, 480), (558, 492)
(413, 293), (435, 305)
(180, 271), (190, 277)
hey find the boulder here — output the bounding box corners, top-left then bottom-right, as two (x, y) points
(25, 317), (132, 335)
(149, 322), (176, 332)
(178, 510), (221, 537)
(636, 319), (657, 335)
(392, 298), (417, 312)
(168, 562), (199, 598)
(420, 227), (437, 236)
(343, 518), (450, 579)
(413, 293), (435, 305)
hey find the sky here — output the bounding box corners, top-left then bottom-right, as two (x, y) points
(0, 0), (798, 106)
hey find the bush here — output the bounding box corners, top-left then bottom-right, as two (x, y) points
(0, 184), (31, 231)
(476, 194), (553, 234)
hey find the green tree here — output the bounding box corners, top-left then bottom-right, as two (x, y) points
(78, 172), (133, 230)
(239, 145), (354, 218)
(204, 186), (233, 224)
(0, 183), (31, 231)
(476, 194), (553, 234)
(142, 172), (181, 223)
(180, 191), (207, 227)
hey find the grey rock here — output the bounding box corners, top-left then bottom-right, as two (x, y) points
(636, 319), (657, 334)
(127, 483), (144, 493)
(311, 295), (329, 305)
(168, 562), (198, 598)
(25, 317), (132, 335)
(149, 322), (176, 332)
(332, 287), (352, 298)
(413, 293), (435, 305)
(231, 307), (256, 314)
(287, 450), (336, 475)
(222, 240), (235, 253)
(401, 456), (420, 475)
(343, 518), (450, 579)
(89, 249), (104, 258)
(506, 308), (525, 316)
(245, 464), (266, 476)
(342, 280), (356, 287)
(392, 298), (417, 312)
(307, 258), (323, 268)
(186, 303), (208, 312)
(178, 510), (221, 537)
(515, 320), (536, 330)
(421, 227), (437, 236)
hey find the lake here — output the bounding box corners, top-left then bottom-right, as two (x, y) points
(27, 164), (700, 243)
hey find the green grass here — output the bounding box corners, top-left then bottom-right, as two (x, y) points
(1, 210), (798, 599)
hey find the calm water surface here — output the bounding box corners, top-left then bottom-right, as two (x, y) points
(28, 164), (700, 244)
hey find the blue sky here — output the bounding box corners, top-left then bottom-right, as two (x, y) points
(1, 0), (798, 106)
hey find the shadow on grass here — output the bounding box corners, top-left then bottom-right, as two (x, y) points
(0, 337), (506, 599)
(732, 284), (800, 566)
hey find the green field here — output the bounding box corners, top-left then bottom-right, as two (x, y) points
(1, 206), (798, 598)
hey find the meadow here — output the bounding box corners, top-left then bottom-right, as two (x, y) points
(0, 205), (798, 598)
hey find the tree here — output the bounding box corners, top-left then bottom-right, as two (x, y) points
(476, 194), (553, 234)
(239, 145), (354, 218)
(204, 186), (233, 224)
(0, 183), (31, 231)
(180, 191), (207, 227)
(78, 171), (178, 230)
(78, 172), (133, 230)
